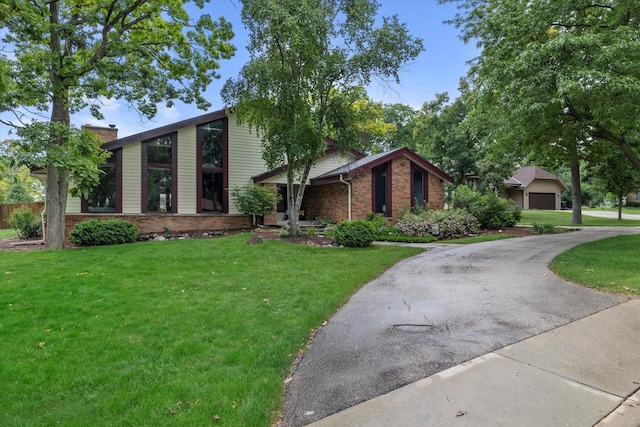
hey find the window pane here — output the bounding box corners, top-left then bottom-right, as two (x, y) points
(413, 169), (424, 207)
(147, 168), (172, 212)
(147, 135), (172, 165)
(201, 171), (223, 212)
(200, 120), (223, 168)
(88, 164), (116, 212)
(373, 164), (387, 214)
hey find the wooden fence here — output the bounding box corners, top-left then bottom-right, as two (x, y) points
(0, 202), (45, 229)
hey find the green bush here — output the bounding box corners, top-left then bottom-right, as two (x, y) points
(69, 219), (138, 246)
(451, 185), (521, 229)
(7, 206), (41, 238)
(532, 222), (560, 235)
(334, 220), (376, 247)
(396, 209), (480, 240)
(230, 185), (281, 226)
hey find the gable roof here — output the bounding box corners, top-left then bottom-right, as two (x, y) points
(506, 166), (567, 191)
(252, 138), (365, 183)
(102, 108), (228, 150)
(311, 147), (453, 185)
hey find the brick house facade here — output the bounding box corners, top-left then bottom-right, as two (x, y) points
(60, 111), (451, 241)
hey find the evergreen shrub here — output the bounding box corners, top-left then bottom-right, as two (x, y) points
(69, 219), (138, 246)
(334, 220), (376, 247)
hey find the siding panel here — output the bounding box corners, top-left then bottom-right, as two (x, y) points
(226, 116), (269, 214)
(177, 126), (197, 213)
(121, 142), (141, 213)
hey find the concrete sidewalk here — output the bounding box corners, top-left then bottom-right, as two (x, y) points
(309, 299), (640, 427)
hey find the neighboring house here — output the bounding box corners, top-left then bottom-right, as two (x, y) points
(500, 166), (567, 210)
(63, 109), (452, 236)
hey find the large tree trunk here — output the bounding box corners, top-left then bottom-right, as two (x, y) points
(46, 0), (71, 249)
(45, 165), (69, 248)
(286, 160), (313, 236)
(569, 142), (583, 225)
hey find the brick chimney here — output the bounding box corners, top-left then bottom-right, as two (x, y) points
(82, 124), (118, 142)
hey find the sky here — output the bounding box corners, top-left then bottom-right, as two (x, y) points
(1, 0), (478, 140)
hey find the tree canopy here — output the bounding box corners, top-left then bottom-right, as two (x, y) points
(222, 0), (423, 235)
(1, 0), (235, 247)
(445, 0), (640, 222)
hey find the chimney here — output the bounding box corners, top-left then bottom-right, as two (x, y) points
(82, 124), (119, 142)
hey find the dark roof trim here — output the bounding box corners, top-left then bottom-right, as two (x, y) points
(311, 147), (454, 185)
(102, 108), (228, 150)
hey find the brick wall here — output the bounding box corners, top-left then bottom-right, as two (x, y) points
(304, 183), (350, 222)
(65, 214), (252, 239)
(83, 124), (118, 142)
(428, 173), (446, 210)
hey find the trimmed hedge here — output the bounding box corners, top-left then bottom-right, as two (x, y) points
(69, 219), (138, 246)
(334, 220), (376, 247)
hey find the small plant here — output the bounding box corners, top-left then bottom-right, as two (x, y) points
(334, 220), (376, 247)
(163, 226), (171, 235)
(365, 212), (388, 233)
(230, 185), (281, 226)
(69, 219), (138, 246)
(531, 222), (560, 235)
(7, 206), (41, 238)
(305, 226), (318, 236)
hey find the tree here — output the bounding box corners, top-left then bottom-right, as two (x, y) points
(589, 151), (640, 220)
(414, 84), (481, 186)
(222, 0), (423, 235)
(445, 0), (640, 224)
(382, 103), (419, 150)
(1, 1), (235, 248)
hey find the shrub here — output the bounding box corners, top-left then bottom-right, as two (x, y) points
(397, 209), (480, 240)
(7, 206), (41, 238)
(532, 222), (560, 235)
(230, 185), (281, 226)
(334, 220), (376, 247)
(69, 219), (138, 246)
(451, 186), (521, 229)
(365, 212), (388, 234)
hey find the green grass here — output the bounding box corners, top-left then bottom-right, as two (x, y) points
(0, 229), (18, 239)
(0, 234), (422, 426)
(584, 206), (640, 214)
(552, 234), (640, 295)
(519, 210), (640, 227)
(443, 234), (514, 244)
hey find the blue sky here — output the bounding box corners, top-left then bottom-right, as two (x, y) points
(1, 0), (478, 140)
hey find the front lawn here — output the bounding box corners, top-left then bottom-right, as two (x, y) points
(0, 229), (18, 239)
(552, 234), (640, 295)
(0, 234), (422, 426)
(519, 210), (640, 227)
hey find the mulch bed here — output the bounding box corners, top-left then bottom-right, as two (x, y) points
(0, 226), (537, 251)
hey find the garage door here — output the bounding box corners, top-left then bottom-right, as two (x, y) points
(529, 193), (556, 210)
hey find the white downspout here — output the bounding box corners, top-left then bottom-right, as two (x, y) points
(339, 174), (352, 221)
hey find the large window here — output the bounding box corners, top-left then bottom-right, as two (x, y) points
(372, 163), (391, 216)
(412, 166), (428, 209)
(197, 120), (226, 213)
(142, 134), (177, 213)
(82, 149), (121, 213)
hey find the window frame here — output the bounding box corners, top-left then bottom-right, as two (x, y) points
(411, 164), (429, 210)
(141, 132), (178, 213)
(81, 149), (122, 213)
(371, 162), (392, 217)
(196, 118), (228, 213)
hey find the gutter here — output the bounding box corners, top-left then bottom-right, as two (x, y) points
(339, 174), (352, 221)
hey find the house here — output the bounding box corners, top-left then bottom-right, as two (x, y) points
(500, 166), (567, 210)
(65, 109), (453, 236)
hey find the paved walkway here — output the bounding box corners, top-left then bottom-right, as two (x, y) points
(310, 299), (640, 427)
(282, 227), (640, 426)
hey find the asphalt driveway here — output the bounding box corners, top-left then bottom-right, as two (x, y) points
(281, 227), (640, 426)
